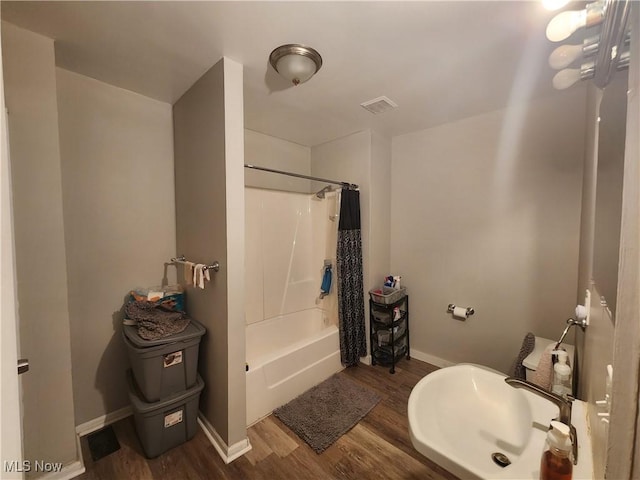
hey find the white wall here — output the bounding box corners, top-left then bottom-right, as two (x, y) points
(245, 130), (311, 193)
(55, 68), (176, 425)
(1, 22), (77, 471)
(391, 89), (587, 373)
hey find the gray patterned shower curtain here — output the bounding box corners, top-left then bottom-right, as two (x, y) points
(337, 188), (366, 366)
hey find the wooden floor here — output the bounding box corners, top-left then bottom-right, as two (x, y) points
(78, 358), (459, 480)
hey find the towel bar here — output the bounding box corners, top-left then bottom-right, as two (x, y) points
(170, 255), (220, 272)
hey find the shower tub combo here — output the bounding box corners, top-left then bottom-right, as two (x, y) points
(245, 175), (349, 426)
(245, 307), (342, 426)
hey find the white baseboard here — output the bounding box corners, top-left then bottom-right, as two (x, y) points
(74, 407), (254, 467)
(198, 414), (252, 464)
(68, 406), (133, 480)
(75, 405), (132, 437)
(410, 348), (455, 369)
(32, 410), (106, 480)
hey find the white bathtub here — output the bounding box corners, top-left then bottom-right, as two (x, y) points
(246, 308), (343, 426)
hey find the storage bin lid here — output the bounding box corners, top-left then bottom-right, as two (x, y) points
(127, 369), (204, 413)
(523, 336), (575, 371)
(123, 317), (206, 348)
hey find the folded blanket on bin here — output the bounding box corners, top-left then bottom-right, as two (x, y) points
(125, 300), (191, 341)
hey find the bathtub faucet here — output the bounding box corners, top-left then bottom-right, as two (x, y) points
(505, 377), (578, 465)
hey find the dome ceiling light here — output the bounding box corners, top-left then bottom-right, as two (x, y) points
(269, 44), (323, 86)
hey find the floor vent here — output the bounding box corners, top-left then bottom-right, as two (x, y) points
(87, 425), (121, 461)
(360, 96), (398, 114)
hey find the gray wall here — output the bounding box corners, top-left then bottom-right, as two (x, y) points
(0, 20), (23, 471)
(312, 131), (372, 296)
(311, 130), (392, 359)
(173, 57), (247, 450)
(390, 89), (587, 373)
(56, 68), (176, 425)
(1, 22), (77, 470)
(370, 131), (392, 291)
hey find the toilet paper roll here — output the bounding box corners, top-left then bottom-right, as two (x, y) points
(453, 306), (468, 319)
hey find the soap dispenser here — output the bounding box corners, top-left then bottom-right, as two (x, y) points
(552, 350), (572, 397)
(540, 421), (573, 480)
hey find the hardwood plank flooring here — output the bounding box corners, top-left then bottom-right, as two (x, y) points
(77, 358), (458, 480)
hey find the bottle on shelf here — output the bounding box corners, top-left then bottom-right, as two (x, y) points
(551, 350), (572, 397)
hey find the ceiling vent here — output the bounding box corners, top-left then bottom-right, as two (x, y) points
(360, 96), (398, 115)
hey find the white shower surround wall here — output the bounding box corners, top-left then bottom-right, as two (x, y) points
(245, 187), (342, 425)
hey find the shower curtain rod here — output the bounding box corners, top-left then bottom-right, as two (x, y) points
(244, 164), (358, 190)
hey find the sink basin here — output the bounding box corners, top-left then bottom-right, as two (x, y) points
(408, 364), (592, 479)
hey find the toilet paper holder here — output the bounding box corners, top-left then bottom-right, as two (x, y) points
(447, 304), (475, 318)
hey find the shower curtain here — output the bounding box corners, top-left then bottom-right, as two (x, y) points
(337, 188), (366, 366)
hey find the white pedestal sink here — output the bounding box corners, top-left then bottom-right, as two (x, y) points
(408, 363), (592, 479)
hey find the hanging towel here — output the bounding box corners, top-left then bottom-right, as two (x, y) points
(531, 343), (555, 391)
(192, 263), (199, 286)
(320, 265), (332, 299)
(510, 332), (536, 380)
(197, 265), (206, 289)
(193, 264), (207, 289)
(183, 261), (195, 286)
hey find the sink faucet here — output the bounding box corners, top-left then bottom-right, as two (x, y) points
(505, 377), (578, 465)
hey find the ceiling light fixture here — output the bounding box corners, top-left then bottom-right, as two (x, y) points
(269, 44), (323, 86)
(545, 0), (631, 90)
(545, 2), (605, 42)
(548, 35), (600, 69)
(552, 62), (595, 89)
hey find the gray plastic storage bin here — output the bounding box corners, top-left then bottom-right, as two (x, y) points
(127, 370), (204, 458)
(123, 319), (205, 402)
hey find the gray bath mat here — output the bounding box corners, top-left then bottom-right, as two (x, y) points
(273, 373), (381, 453)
